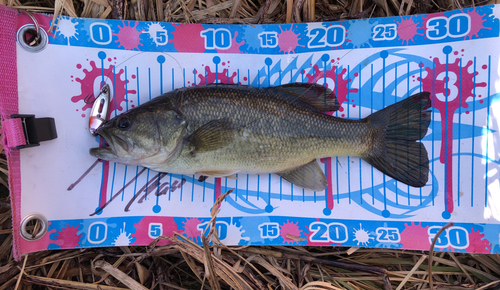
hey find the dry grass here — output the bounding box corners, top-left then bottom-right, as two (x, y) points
(1, 0), (498, 23)
(2, 0), (500, 288)
(0, 189), (500, 289)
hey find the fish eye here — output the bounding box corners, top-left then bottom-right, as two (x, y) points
(116, 116), (131, 130)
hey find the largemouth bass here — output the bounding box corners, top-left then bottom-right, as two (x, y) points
(90, 83), (432, 191)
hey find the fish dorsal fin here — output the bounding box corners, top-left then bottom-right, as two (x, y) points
(277, 160), (327, 191)
(272, 83), (340, 112)
(186, 118), (235, 155)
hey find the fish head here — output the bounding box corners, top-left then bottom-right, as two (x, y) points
(89, 106), (184, 166)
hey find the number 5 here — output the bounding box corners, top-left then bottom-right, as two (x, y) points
(148, 223), (163, 238)
(155, 31), (168, 45)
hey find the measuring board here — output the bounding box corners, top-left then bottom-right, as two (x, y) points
(3, 4), (500, 258)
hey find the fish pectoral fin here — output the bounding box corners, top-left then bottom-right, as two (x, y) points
(278, 160), (327, 191)
(272, 83), (340, 112)
(196, 170), (240, 177)
(186, 118), (235, 154)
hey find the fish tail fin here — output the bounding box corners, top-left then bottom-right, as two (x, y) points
(364, 92), (432, 187)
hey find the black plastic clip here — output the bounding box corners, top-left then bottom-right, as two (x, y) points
(10, 114), (57, 149)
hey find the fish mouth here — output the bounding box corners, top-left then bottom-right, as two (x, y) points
(89, 130), (131, 161)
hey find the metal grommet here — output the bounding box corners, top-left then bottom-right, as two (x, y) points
(17, 24), (48, 52)
(20, 213), (48, 241)
(19, 10), (40, 45)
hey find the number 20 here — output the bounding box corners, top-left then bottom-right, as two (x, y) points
(307, 26), (345, 48)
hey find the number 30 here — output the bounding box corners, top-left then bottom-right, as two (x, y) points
(426, 14), (470, 40)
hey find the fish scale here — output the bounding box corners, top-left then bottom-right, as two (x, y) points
(172, 87), (369, 171)
(90, 83), (432, 191)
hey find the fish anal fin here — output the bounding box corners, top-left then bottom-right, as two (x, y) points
(196, 170), (239, 178)
(273, 83), (340, 112)
(186, 118), (235, 154)
(278, 160), (327, 191)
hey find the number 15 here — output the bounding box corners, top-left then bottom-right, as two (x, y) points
(258, 32), (278, 48)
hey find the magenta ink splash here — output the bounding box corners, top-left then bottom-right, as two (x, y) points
(277, 25), (303, 54)
(198, 62), (238, 84)
(170, 24), (206, 53)
(280, 220), (302, 244)
(463, 8), (491, 40)
(216, 31), (245, 53)
(71, 58), (136, 113)
(399, 222), (430, 250)
(20, 223), (82, 252)
(132, 216), (180, 246)
(180, 218), (203, 242)
(305, 64), (358, 113)
(113, 21), (144, 50)
(307, 63), (358, 212)
(396, 16), (423, 45)
(419, 49), (486, 215)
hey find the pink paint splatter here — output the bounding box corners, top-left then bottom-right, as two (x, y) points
(277, 25), (304, 54)
(170, 24), (206, 53)
(305, 65), (359, 112)
(198, 66), (238, 85)
(400, 222), (430, 250)
(52, 224), (82, 248)
(463, 8), (491, 40)
(466, 228), (492, 253)
(320, 158), (334, 211)
(216, 31), (245, 53)
(179, 218), (203, 242)
(20, 223), (82, 251)
(420, 57), (486, 214)
(71, 60), (136, 113)
(215, 178), (221, 208)
(280, 220), (302, 244)
(114, 21), (144, 50)
(397, 16), (423, 45)
(131, 216), (180, 246)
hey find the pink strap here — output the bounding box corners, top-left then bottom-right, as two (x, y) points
(2, 118), (26, 148)
(0, 4), (22, 261)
